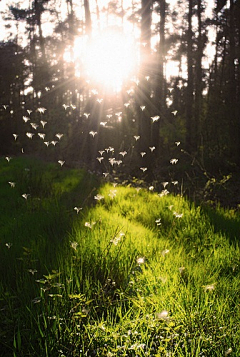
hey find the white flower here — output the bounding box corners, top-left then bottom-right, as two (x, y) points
(94, 194), (104, 201)
(70, 241), (78, 250)
(162, 249), (170, 256)
(204, 284), (215, 291)
(159, 189), (169, 197)
(173, 211), (183, 218)
(137, 257), (145, 264)
(156, 310), (169, 320)
(85, 221), (96, 229)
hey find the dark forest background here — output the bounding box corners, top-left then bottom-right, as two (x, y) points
(0, 0), (240, 205)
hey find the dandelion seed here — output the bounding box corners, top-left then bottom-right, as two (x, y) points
(140, 106), (145, 111)
(3, 104), (9, 109)
(119, 151), (127, 157)
(161, 182), (168, 188)
(97, 157), (104, 163)
(99, 150), (105, 155)
(137, 257), (145, 264)
(106, 114), (112, 119)
(109, 158), (116, 166)
(71, 104), (76, 109)
(140, 167), (147, 172)
(89, 131), (97, 137)
(170, 158), (178, 164)
(97, 98), (103, 103)
(100, 121), (107, 126)
(83, 112), (90, 118)
(149, 146), (155, 152)
(5, 156), (12, 162)
(28, 269), (37, 275)
(171, 110), (178, 115)
(26, 132), (34, 139)
(5, 242), (13, 249)
(44, 141), (50, 147)
(23, 116), (30, 122)
(179, 267), (185, 274)
(175, 141), (180, 146)
(22, 193), (30, 200)
(56, 133), (63, 140)
(151, 115), (160, 122)
(204, 284), (215, 291)
(156, 310), (169, 320)
(172, 181), (178, 185)
(225, 348), (232, 355)
(149, 186), (154, 191)
(124, 102), (130, 107)
(38, 133), (45, 140)
(70, 241), (78, 250)
(159, 189), (169, 197)
(94, 194), (104, 201)
(26, 109), (32, 115)
(45, 86), (50, 91)
(37, 107), (47, 114)
(32, 297), (41, 304)
(74, 207), (82, 214)
(162, 249), (170, 256)
(51, 141), (58, 146)
(62, 104), (69, 110)
(21, 148), (24, 153)
(155, 218), (161, 226)
(30, 122), (38, 130)
(116, 160), (122, 165)
(173, 211), (183, 218)
(85, 221), (96, 229)
(58, 160), (65, 167)
(111, 231), (125, 245)
(91, 89), (98, 95)
(8, 181), (16, 188)
(40, 120), (47, 128)
(103, 172), (109, 177)
(145, 76), (150, 81)
(108, 189), (117, 199)
(140, 152), (146, 157)
(13, 134), (18, 140)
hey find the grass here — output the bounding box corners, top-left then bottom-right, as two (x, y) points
(0, 156), (240, 356)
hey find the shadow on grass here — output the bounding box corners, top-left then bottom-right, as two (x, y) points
(202, 205), (240, 245)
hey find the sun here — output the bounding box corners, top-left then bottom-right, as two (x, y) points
(75, 28), (138, 92)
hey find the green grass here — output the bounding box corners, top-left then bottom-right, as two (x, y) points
(0, 157), (240, 356)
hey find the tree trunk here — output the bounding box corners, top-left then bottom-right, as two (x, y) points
(186, 0), (194, 152)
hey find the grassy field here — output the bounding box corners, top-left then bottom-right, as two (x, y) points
(0, 157), (240, 356)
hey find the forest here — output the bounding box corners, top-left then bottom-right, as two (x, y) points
(0, 0), (239, 205)
(0, 1), (240, 356)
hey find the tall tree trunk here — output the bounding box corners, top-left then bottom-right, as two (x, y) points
(34, 0), (46, 62)
(154, 0), (166, 151)
(194, 0), (203, 150)
(84, 0), (92, 36)
(137, 0), (152, 151)
(228, 0), (237, 162)
(186, 0), (194, 152)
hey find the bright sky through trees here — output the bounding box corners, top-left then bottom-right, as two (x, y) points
(0, 0), (215, 89)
